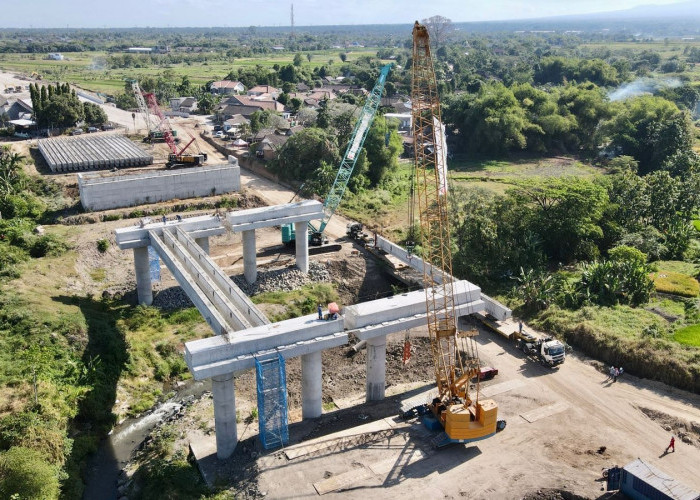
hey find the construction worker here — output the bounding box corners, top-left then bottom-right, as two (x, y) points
(317, 304), (323, 320)
(666, 436), (675, 453)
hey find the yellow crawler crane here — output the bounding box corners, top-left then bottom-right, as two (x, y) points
(411, 21), (499, 446)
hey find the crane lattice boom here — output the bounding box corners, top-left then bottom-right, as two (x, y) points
(411, 21), (498, 444)
(312, 63), (392, 235)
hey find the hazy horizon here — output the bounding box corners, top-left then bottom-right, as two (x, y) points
(1, 0), (691, 29)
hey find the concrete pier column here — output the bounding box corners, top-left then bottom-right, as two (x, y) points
(212, 373), (237, 459)
(366, 335), (387, 402)
(242, 230), (257, 284)
(195, 236), (210, 255)
(133, 246), (153, 306)
(301, 351), (322, 419)
(294, 221), (309, 273)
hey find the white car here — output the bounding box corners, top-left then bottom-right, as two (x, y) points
(213, 131), (225, 139)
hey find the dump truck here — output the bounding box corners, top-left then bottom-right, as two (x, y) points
(517, 334), (566, 367)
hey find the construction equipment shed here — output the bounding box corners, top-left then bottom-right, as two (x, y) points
(620, 458), (700, 500)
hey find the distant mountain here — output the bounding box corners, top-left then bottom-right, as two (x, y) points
(548, 1), (700, 21)
(453, 1), (700, 36)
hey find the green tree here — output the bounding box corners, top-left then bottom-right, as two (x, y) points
(42, 94), (84, 128)
(606, 95), (692, 174)
(270, 128), (340, 183)
(444, 82), (532, 154)
(82, 102), (107, 125)
(514, 178), (608, 263)
(577, 246), (653, 307)
(362, 116), (402, 186)
(293, 53), (303, 67)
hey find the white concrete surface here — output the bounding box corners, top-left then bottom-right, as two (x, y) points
(79, 163), (240, 211)
(115, 214), (225, 249)
(147, 230), (230, 336)
(242, 229), (257, 284)
(294, 221), (309, 273)
(366, 335), (387, 401)
(212, 373), (237, 459)
(301, 351), (323, 419)
(174, 228), (268, 327)
(353, 299), (485, 342)
(186, 314), (345, 379)
(195, 236), (210, 255)
(161, 229), (252, 331)
(226, 200), (324, 232)
(133, 246), (152, 305)
(343, 280), (481, 330)
(374, 235), (512, 321)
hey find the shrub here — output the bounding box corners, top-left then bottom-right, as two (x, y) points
(29, 234), (69, 258)
(651, 270), (700, 297)
(0, 446), (60, 500)
(123, 306), (165, 331)
(96, 239), (109, 253)
(0, 194), (46, 219)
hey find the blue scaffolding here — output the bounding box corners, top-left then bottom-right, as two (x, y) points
(255, 354), (289, 449)
(148, 246), (160, 282)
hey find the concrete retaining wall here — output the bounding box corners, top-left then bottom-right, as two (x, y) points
(79, 161), (241, 211)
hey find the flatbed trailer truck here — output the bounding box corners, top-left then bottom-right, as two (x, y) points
(476, 313), (566, 367)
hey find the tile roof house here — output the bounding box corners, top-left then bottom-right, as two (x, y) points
(223, 95), (286, 113)
(255, 133), (289, 161)
(247, 85), (280, 98)
(223, 114), (251, 133)
(211, 80), (245, 95)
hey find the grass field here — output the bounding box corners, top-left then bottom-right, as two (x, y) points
(650, 270), (700, 297)
(673, 324), (700, 346)
(0, 48), (380, 95)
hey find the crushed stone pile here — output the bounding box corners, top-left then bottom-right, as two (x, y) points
(153, 261), (331, 310)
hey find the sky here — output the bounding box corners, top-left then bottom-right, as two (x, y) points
(1, 0), (689, 28)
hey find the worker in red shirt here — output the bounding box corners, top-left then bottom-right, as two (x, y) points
(665, 436), (675, 453)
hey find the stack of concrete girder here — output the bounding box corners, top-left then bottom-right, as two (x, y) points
(38, 133), (153, 172)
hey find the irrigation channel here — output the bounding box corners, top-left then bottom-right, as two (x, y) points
(82, 379), (212, 500)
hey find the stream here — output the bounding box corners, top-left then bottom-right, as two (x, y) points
(82, 379), (211, 500)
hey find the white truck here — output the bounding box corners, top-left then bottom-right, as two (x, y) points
(517, 333), (566, 367)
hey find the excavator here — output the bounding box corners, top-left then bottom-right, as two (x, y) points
(404, 21), (502, 447)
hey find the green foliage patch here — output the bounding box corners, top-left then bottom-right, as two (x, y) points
(673, 324), (700, 346)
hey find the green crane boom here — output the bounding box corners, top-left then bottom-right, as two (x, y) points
(282, 63), (392, 246)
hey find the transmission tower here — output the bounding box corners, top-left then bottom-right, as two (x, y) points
(291, 4), (295, 39)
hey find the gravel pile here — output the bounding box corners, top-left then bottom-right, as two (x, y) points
(153, 286), (194, 310)
(152, 262), (331, 309)
(232, 261), (331, 295)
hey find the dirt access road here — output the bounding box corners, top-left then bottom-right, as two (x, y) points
(248, 325), (700, 499)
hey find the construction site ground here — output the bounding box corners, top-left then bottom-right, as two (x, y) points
(3, 84), (700, 498)
(172, 312), (700, 499)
